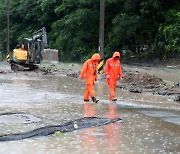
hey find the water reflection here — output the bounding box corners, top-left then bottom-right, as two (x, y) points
(83, 103), (95, 117)
(105, 104), (122, 153)
(80, 103), (122, 154)
(80, 103), (97, 154)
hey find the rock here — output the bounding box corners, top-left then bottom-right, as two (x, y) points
(174, 96), (180, 102)
(129, 88), (142, 93)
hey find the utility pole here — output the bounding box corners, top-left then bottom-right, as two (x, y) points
(99, 0), (105, 59)
(6, 0), (10, 58)
(98, 0), (105, 73)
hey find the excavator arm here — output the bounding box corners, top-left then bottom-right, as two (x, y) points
(32, 27), (48, 48)
(27, 27), (48, 64)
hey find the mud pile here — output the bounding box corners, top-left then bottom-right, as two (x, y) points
(118, 70), (164, 93)
(117, 70), (180, 101)
(122, 71), (163, 86)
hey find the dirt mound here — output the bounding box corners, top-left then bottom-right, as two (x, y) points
(116, 70), (180, 101)
(122, 71), (163, 86)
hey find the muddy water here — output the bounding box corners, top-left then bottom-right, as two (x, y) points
(0, 67), (180, 154)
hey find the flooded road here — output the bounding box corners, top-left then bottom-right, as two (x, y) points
(0, 63), (180, 154)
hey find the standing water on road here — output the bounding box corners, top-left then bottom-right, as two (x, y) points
(0, 62), (179, 154)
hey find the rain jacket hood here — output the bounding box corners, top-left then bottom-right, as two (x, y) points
(91, 53), (101, 61)
(112, 51), (120, 60)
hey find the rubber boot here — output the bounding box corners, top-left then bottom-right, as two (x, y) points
(112, 98), (117, 101)
(92, 97), (99, 103)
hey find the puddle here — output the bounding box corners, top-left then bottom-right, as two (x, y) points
(0, 113), (41, 124)
(139, 110), (180, 125)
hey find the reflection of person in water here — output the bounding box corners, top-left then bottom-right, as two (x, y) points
(107, 103), (118, 119)
(105, 104), (122, 152)
(84, 102), (95, 117)
(80, 103), (97, 153)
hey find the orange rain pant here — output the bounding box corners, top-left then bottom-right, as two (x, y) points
(107, 83), (116, 101)
(84, 84), (96, 100)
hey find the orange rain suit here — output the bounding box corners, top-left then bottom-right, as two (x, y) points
(105, 52), (124, 101)
(80, 53), (101, 100)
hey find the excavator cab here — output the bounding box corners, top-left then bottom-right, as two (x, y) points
(23, 38), (42, 64)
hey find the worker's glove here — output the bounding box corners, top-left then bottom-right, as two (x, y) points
(80, 75), (84, 80)
(106, 75), (110, 79)
(94, 70), (97, 75)
(119, 76), (123, 80)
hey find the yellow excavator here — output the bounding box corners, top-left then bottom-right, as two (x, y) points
(10, 27), (48, 70)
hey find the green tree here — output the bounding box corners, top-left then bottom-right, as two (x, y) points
(105, 0), (141, 57)
(0, 0), (8, 60)
(51, 0), (100, 62)
(159, 9), (180, 59)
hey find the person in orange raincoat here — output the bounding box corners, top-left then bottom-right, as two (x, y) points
(105, 51), (124, 101)
(80, 53), (101, 103)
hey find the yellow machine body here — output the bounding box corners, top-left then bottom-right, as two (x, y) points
(13, 48), (28, 62)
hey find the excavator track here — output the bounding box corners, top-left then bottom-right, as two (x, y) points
(10, 62), (38, 71)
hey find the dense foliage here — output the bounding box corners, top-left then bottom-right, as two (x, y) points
(0, 0), (179, 62)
